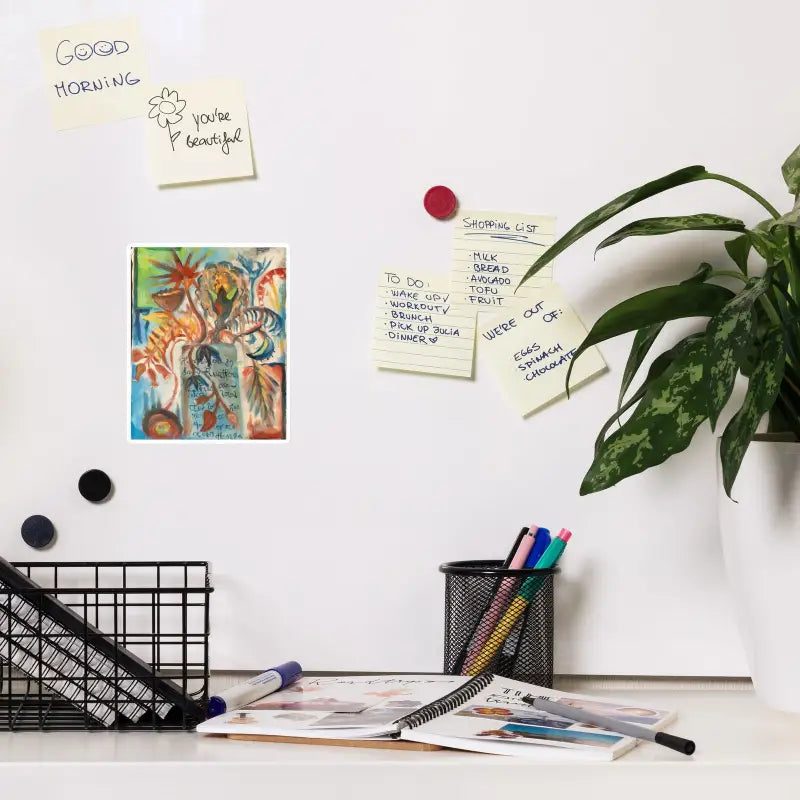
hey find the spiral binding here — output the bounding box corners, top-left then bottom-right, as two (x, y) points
(396, 673), (494, 730)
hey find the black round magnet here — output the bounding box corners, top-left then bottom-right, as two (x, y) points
(78, 469), (113, 503)
(21, 515), (55, 549)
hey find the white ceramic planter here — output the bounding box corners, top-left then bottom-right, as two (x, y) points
(718, 438), (800, 711)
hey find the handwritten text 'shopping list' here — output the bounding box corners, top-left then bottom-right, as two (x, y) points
(451, 211), (555, 313)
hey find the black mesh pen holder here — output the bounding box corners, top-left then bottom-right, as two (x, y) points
(440, 560), (556, 686)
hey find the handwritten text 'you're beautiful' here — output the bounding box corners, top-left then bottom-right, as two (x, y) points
(152, 90), (245, 156)
(185, 108), (243, 155)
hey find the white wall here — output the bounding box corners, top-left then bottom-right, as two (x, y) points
(2, 0), (797, 673)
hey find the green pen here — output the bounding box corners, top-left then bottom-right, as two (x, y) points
(518, 528), (571, 600)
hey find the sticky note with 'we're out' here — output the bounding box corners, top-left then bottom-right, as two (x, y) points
(479, 283), (606, 416)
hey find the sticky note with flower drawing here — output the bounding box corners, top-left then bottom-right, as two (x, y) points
(130, 246), (287, 441)
(144, 78), (254, 185)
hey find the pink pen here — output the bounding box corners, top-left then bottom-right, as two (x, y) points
(461, 528), (536, 674)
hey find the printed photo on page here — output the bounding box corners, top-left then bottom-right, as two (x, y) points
(197, 675), (469, 738)
(403, 677), (673, 759)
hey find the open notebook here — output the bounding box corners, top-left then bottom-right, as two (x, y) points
(197, 674), (676, 760)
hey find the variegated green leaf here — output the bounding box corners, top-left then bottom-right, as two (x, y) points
(581, 338), (709, 495)
(604, 335), (701, 455)
(760, 225), (792, 268)
(720, 329), (786, 497)
(565, 282), (734, 393)
(519, 165), (708, 286)
(616, 264), (713, 409)
(705, 277), (769, 430)
(781, 143), (800, 195)
(747, 223), (780, 261)
(764, 213), (800, 268)
(724, 235), (750, 274)
(617, 325), (663, 410)
(595, 214), (745, 254)
(768, 205), (800, 229)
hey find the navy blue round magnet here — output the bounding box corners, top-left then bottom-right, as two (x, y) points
(78, 469), (112, 503)
(21, 515), (55, 549)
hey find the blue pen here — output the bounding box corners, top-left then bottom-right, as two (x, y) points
(524, 527), (550, 568)
(501, 527), (552, 663)
(207, 661), (302, 717)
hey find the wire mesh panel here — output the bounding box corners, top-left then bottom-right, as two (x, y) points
(440, 560), (555, 687)
(0, 561), (211, 731)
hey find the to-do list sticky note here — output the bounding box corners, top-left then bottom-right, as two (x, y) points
(38, 17), (150, 130)
(145, 78), (254, 186)
(451, 211), (555, 312)
(373, 270), (476, 378)
(479, 284), (606, 416)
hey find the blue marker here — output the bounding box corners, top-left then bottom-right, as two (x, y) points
(206, 661), (302, 718)
(498, 527), (552, 666)
(524, 527), (550, 568)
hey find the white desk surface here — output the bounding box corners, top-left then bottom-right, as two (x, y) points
(0, 689), (798, 798)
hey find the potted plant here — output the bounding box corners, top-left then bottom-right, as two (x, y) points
(520, 145), (800, 711)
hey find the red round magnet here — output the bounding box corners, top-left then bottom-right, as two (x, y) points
(424, 185), (457, 219)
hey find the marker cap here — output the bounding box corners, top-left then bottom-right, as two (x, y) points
(274, 660), (303, 686)
(558, 529), (572, 542)
(206, 695), (227, 718)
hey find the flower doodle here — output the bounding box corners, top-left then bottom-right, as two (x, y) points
(148, 87), (186, 151)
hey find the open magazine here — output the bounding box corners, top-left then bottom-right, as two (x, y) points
(197, 674), (675, 760)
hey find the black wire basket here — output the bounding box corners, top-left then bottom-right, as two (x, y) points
(440, 560), (555, 686)
(0, 561), (212, 731)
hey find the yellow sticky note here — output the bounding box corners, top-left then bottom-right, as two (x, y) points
(451, 210), (555, 313)
(373, 270), (476, 378)
(479, 284), (606, 416)
(38, 17), (150, 130)
(144, 79), (254, 186)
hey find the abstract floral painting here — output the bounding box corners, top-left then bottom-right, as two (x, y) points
(130, 246), (287, 440)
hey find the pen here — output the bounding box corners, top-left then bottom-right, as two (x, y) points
(520, 694), (696, 755)
(459, 528), (536, 674)
(467, 530), (571, 675)
(523, 527), (550, 569)
(450, 527), (530, 673)
(497, 527), (554, 669)
(503, 527), (531, 568)
(206, 661), (302, 717)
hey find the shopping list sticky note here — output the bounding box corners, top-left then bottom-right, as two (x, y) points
(451, 211), (555, 313)
(38, 17), (150, 130)
(145, 78), (254, 186)
(479, 284), (606, 416)
(373, 270), (476, 378)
